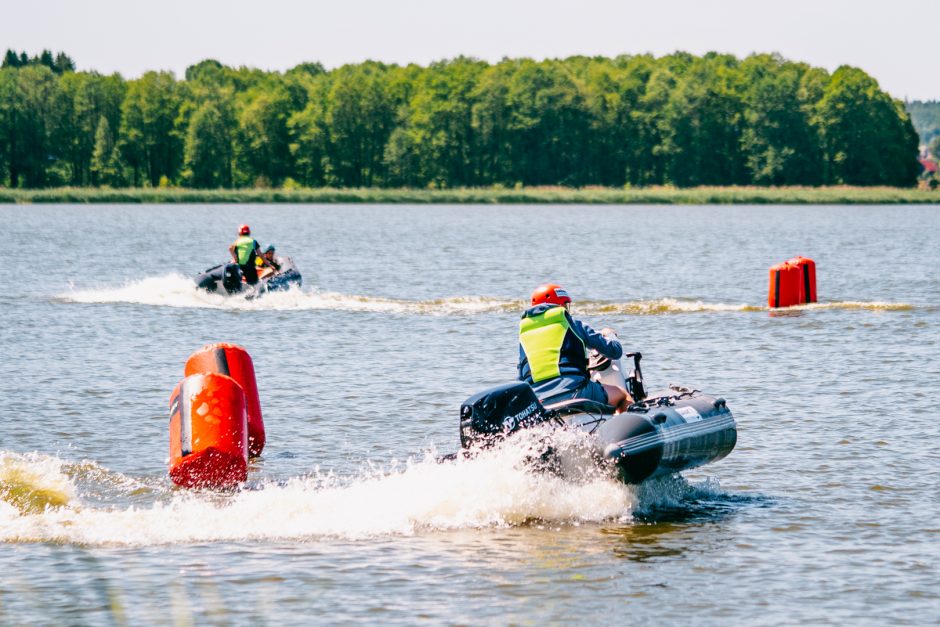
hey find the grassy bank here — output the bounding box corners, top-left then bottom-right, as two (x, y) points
(0, 186), (938, 204)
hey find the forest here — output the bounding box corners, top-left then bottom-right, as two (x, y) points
(0, 49), (923, 190)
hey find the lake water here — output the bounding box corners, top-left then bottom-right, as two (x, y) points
(1, 203), (938, 624)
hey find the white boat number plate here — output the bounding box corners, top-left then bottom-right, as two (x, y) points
(676, 406), (703, 422)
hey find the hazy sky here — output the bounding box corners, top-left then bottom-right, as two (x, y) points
(4, 0), (936, 100)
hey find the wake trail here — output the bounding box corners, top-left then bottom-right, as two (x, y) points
(54, 275), (915, 315)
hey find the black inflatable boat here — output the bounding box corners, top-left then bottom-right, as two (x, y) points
(194, 257), (302, 297)
(458, 353), (737, 484)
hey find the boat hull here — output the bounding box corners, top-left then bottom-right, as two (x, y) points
(582, 389), (737, 483)
(194, 257), (302, 297)
(459, 382), (737, 484)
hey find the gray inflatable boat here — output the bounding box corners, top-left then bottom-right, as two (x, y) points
(458, 352), (737, 484)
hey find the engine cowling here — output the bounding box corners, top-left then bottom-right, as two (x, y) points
(459, 382), (550, 448)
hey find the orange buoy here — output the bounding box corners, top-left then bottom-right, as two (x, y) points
(185, 343), (265, 457)
(768, 262), (803, 308)
(786, 256), (817, 304)
(169, 373), (248, 489)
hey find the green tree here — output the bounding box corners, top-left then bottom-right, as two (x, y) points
(471, 58), (595, 186)
(471, 62), (514, 184)
(321, 62), (397, 186)
(185, 59), (225, 84)
(384, 59), (485, 187)
(624, 61), (678, 186)
(0, 69), (13, 185)
(288, 74), (331, 186)
(286, 62), (326, 79)
(578, 55), (654, 186)
(234, 79), (296, 186)
(183, 99), (235, 188)
(91, 115), (123, 185)
(738, 54), (823, 185)
(501, 59), (593, 185)
(57, 71), (125, 185)
(814, 66), (919, 186)
(657, 54), (748, 187)
(2, 50), (20, 69)
(53, 52), (75, 74)
(0, 66), (61, 187)
(0, 52), (926, 190)
(118, 71), (183, 186)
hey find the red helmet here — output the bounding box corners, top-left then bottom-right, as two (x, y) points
(531, 284), (571, 306)
(238, 224), (251, 235)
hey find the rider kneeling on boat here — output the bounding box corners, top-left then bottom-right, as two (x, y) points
(518, 284), (632, 413)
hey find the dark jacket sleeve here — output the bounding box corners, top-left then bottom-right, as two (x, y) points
(570, 317), (623, 359)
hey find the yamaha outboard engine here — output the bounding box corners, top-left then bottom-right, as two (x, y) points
(459, 382), (551, 448)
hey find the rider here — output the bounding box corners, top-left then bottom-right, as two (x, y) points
(261, 245), (280, 271)
(518, 284), (632, 413)
(255, 244), (281, 279)
(228, 224), (269, 285)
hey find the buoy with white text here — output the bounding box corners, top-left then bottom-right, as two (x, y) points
(168, 372), (248, 489)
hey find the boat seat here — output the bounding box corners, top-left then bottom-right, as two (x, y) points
(542, 397), (617, 416)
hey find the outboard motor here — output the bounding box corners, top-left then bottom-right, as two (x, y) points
(221, 263), (243, 294)
(459, 382), (550, 448)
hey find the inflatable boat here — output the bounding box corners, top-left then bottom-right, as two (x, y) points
(194, 257), (302, 297)
(458, 350), (736, 484)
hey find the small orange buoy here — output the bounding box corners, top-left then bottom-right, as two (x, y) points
(768, 262), (803, 308)
(786, 256), (817, 304)
(185, 343), (265, 457)
(168, 373), (248, 489)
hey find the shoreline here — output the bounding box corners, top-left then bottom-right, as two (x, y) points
(1, 186), (938, 205)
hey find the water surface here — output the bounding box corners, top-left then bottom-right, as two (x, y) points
(1, 204), (938, 624)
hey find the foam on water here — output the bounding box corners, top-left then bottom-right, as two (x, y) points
(0, 435), (644, 546)
(55, 276), (913, 316)
(0, 452), (76, 515)
(589, 298), (762, 315)
(57, 275), (518, 314)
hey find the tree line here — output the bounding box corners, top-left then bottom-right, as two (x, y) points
(0, 50), (921, 189)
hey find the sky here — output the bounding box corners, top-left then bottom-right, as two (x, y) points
(3, 0), (937, 100)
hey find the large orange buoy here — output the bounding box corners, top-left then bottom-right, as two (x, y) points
(168, 373), (248, 489)
(786, 256), (817, 304)
(185, 343), (265, 457)
(768, 262), (803, 308)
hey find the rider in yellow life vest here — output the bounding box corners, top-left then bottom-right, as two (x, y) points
(518, 284), (632, 413)
(228, 224), (271, 285)
(255, 244), (281, 279)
